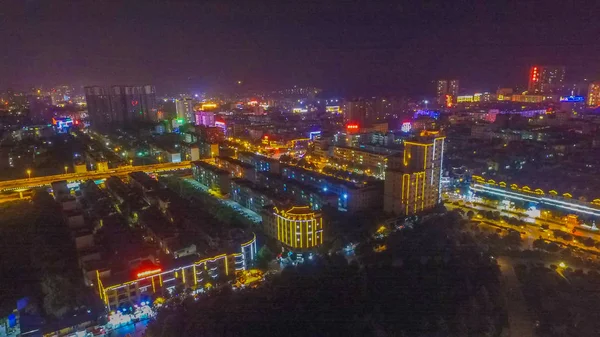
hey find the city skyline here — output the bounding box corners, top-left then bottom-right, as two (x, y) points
(4, 2), (600, 336)
(2, 1), (599, 95)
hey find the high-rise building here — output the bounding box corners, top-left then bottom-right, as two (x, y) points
(28, 96), (53, 122)
(436, 80), (448, 104)
(195, 111), (215, 126)
(84, 86), (112, 128)
(436, 79), (459, 105)
(587, 82), (600, 107)
(85, 85), (157, 129)
(384, 134), (445, 215)
(448, 80), (459, 97)
(343, 99), (368, 125)
(528, 66), (565, 94)
(175, 97), (195, 122)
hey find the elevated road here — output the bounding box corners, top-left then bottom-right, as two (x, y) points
(0, 161), (191, 191)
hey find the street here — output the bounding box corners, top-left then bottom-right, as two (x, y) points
(497, 257), (535, 337)
(109, 319), (149, 337)
(445, 201), (600, 255)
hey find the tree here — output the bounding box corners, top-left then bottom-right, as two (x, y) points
(41, 275), (73, 319)
(255, 245), (274, 270)
(147, 212), (506, 337)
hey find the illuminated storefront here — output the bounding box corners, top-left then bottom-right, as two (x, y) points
(97, 234), (256, 310)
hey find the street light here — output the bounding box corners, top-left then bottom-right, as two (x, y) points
(64, 166), (68, 174)
(26, 169), (31, 179)
(158, 156), (162, 163)
(129, 159), (133, 166)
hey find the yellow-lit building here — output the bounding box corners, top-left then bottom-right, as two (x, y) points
(511, 94), (544, 103)
(326, 105), (341, 114)
(331, 145), (389, 176)
(588, 82), (600, 107)
(263, 206), (323, 250)
(384, 135), (445, 215)
(97, 235), (256, 310)
(456, 95), (474, 103)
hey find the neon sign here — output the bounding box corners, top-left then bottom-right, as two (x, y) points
(559, 95), (584, 102)
(137, 268), (162, 278)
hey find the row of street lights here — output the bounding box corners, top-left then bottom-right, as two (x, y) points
(25, 165), (70, 180)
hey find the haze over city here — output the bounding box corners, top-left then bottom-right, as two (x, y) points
(2, 0), (599, 94)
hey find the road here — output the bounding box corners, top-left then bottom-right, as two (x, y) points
(497, 257), (535, 337)
(109, 320), (149, 337)
(0, 161), (191, 191)
(446, 201), (600, 254)
(184, 178), (262, 224)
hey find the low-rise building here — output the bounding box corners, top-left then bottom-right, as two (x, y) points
(237, 151), (280, 173)
(261, 205), (323, 251)
(191, 161), (231, 195)
(215, 156), (256, 182)
(280, 165), (383, 213)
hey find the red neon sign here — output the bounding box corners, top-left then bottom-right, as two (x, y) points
(346, 124), (359, 130)
(137, 268), (162, 278)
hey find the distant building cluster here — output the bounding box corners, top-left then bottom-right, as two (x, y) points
(84, 85), (158, 129)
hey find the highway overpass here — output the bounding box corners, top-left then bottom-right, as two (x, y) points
(0, 161), (192, 192)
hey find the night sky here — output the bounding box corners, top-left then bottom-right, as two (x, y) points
(2, 0), (599, 95)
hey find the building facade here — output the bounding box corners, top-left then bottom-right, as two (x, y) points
(343, 99), (368, 125)
(84, 85), (157, 129)
(528, 66), (565, 94)
(175, 97), (195, 122)
(587, 82), (600, 107)
(436, 79), (459, 105)
(262, 206), (323, 251)
(384, 135), (445, 215)
(192, 161), (231, 195)
(97, 234), (256, 310)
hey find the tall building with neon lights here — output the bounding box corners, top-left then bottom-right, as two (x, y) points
(384, 133), (445, 215)
(527, 66), (565, 94)
(435, 79), (459, 106)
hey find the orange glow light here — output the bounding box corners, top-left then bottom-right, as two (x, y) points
(137, 268), (162, 278)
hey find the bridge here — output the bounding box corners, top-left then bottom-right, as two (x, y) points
(0, 161), (192, 192)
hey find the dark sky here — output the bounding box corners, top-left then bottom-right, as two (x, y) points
(2, 0), (600, 95)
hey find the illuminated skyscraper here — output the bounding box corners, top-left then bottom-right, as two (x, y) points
(435, 80), (448, 104)
(175, 97), (195, 122)
(384, 133), (445, 215)
(528, 66), (565, 94)
(587, 82), (600, 107)
(436, 79), (458, 105)
(448, 80), (459, 97)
